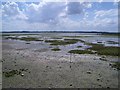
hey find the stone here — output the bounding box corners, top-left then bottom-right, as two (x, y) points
(21, 73), (24, 76)
(97, 78), (100, 81)
(99, 57), (107, 61)
(87, 71), (92, 74)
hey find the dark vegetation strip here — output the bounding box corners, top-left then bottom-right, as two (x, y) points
(2, 34), (40, 36)
(20, 37), (42, 41)
(106, 41), (119, 44)
(45, 39), (81, 45)
(51, 37), (62, 39)
(63, 36), (94, 38)
(77, 46), (82, 48)
(101, 33), (120, 37)
(110, 62), (120, 70)
(5, 37), (43, 41)
(68, 50), (94, 54)
(86, 43), (120, 56)
(3, 69), (28, 77)
(67, 39), (120, 56)
(51, 48), (61, 51)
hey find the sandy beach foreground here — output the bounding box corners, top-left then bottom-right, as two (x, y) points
(2, 33), (119, 88)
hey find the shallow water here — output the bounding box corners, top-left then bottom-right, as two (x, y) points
(3, 33), (119, 49)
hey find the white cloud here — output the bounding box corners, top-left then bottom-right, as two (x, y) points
(94, 9), (118, 19)
(1, 2), (118, 32)
(94, 18), (117, 27)
(2, 20), (51, 30)
(99, 0), (103, 3)
(57, 17), (81, 30)
(2, 1), (92, 23)
(2, 2), (28, 20)
(24, 2), (92, 23)
(2, 2), (20, 16)
(82, 2), (92, 8)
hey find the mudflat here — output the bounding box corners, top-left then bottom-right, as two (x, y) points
(2, 33), (119, 88)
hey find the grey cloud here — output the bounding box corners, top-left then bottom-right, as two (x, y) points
(2, 2), (87, 23)
(26, 2), (66, 23)
(66, 2), (83, 15)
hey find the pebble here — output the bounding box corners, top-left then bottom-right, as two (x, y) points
(21, 73), (24, 76)
(87, 71), (92, 74)
(99, 85), (101, 87)
(46, 66), (49, 68)
(99, 57), (107, 61)
(102, 55), (106, 58)
(59, 66), (61, 68)
(97, 78), (100, 81)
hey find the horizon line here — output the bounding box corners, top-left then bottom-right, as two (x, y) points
(1, 31), (119, 33)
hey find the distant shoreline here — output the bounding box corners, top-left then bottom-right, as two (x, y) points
(1, 31), (120, 34)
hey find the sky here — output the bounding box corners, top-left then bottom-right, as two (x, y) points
(0, 0), (119, 32)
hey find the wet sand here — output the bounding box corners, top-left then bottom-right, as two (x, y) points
(2, 37), (119, 88)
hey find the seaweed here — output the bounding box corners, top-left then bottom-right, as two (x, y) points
(110, 62), (120, 70)
(51, 48), (61, 51)
(68, 49), (94, 54)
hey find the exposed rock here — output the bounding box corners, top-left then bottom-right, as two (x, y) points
(21, 73), (24, 76)
(97, 78), (100, 81)
(87, 71), (92, 74)
(46, 66), (49, 68)
(102, 55), (106, 58)
(99, 57), (107, 61)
